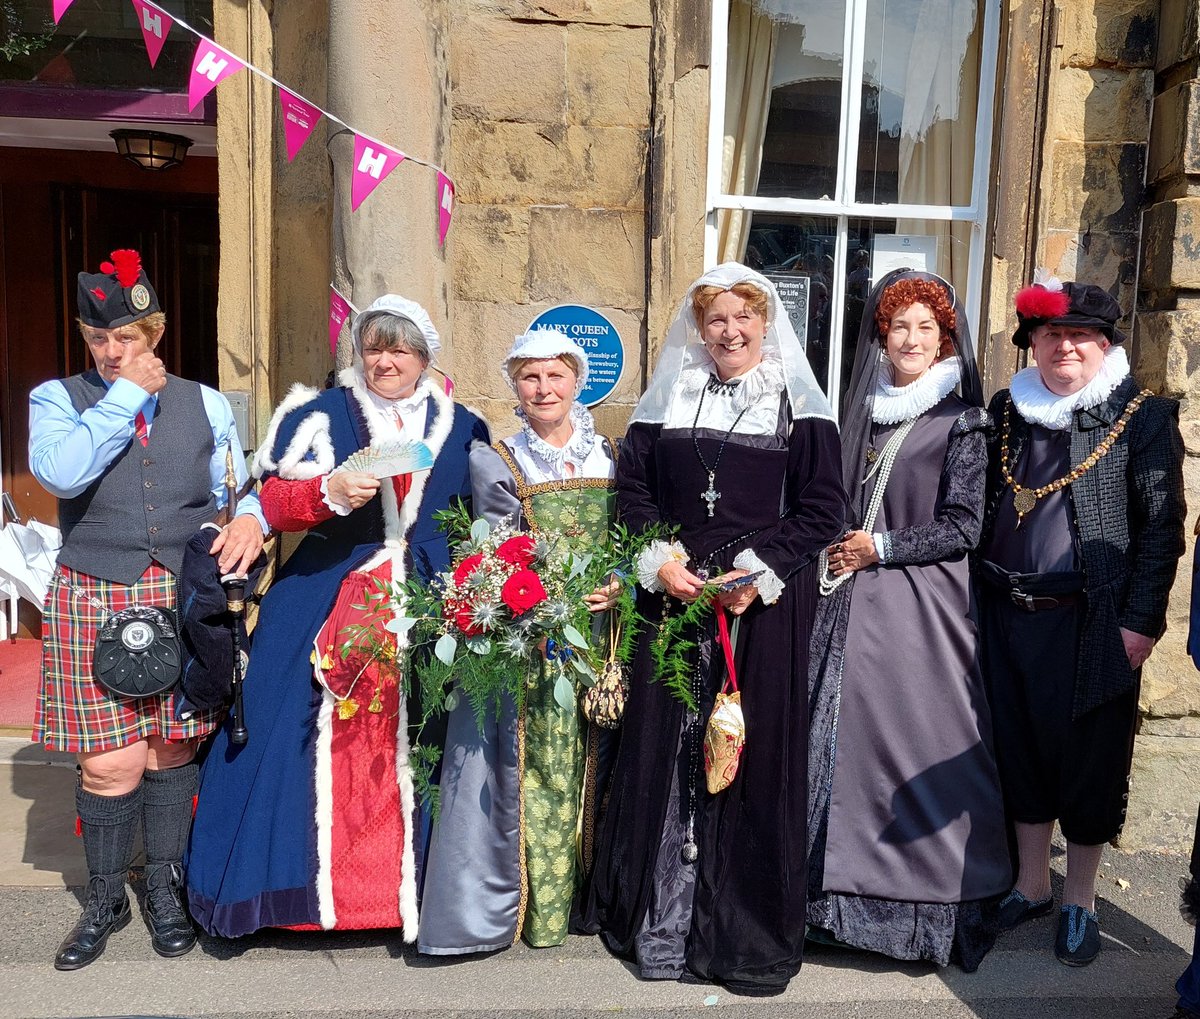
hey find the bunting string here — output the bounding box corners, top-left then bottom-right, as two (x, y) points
(53, 0), (456, 241)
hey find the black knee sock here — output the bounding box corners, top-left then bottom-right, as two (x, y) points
(76, 783), (141, 907)
(141, 761), (198, 868)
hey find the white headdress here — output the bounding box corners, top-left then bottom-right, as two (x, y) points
(351, 294), (442, 356)
(503, 327), (590, 397)
(630, 262), (834, 425)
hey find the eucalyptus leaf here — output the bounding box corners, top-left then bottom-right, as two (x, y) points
(562, 623), (589, 649)
(384, 616), (419, 637)
(434, 633), (458, 665)
(553, 672), (576, 711)
(445, 688), (460, 712)
(569, 655), (598, 687)
(470, 518), (491, 544)
(568, 553), (594, 580)
(467, 635), (493, 655)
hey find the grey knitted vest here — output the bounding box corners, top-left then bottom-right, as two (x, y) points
(57, 372), (216, 585)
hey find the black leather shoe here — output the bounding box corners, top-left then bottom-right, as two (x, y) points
(997, 888), (1054, 930)
(144, 863), (197, 958)
(1055, 903), (1100, 966)
(54, 879), (131, 971)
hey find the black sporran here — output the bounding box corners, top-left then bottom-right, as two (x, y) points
(93, 606), (183, 698)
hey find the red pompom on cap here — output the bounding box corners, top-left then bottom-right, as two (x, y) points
(108, 249), (143, 288)
(99, 261), (115, 274)
(1015, 284), (1070, 321)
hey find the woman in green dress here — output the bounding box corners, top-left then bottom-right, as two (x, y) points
(418, 328), (618, 954)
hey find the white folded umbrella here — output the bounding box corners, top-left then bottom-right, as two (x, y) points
(0, 520), (62, 608)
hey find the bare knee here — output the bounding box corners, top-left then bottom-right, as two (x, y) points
(145, 737), (196, 771)
(79, 741), (149, 794)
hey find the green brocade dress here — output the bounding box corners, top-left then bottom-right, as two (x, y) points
(496, 443), (618, 947)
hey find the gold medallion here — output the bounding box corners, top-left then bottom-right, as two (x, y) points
(1013, 489), (1037, 516)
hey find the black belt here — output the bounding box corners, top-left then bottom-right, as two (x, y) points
(979, 560), (1085, 613)
(1005, 590), (1082, 613)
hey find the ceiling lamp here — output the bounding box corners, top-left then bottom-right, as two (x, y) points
(110, 129), (193, 171)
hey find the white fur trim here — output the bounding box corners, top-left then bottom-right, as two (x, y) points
(251, 382), (321, 478)
(872, 357), (962, 425)
(637, 539), (690, 592)
(732, 549), (784, 605)
(273, 411), (334, 481)
(313, 689), (337, 930)
(1010, 346), (1130, 431)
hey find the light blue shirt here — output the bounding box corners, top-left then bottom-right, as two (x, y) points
(28, 374), (268, 535)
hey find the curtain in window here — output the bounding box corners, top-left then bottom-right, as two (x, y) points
(716, 0), (778, 263)
(895, 0), (980, 288)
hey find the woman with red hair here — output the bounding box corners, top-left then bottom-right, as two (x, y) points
(806, 269), (1010, 969)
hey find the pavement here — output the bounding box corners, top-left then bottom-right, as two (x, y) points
(0, 735), (1195, 1018)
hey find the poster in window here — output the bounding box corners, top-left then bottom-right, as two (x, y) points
(871, 235), (939, 281)
(763, 273), (810, 351)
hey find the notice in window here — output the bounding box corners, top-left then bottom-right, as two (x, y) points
(763, 273), (810, 351)
(871, 235), (939, 280)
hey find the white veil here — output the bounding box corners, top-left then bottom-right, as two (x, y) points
(630, 262), (834, 425)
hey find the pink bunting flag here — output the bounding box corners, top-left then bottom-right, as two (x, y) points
(187, 38), (245, 112)
(280, 89), (321, 162)
(53, 0), (75, 23)
(436, 172), (455, 247)
(329, 287), (352, 358)
(350, 135), (405, 212)
(130, 0), (173, 67)
(443, 374), (456, 396)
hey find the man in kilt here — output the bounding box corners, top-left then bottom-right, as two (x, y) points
(978, 274), (1186, 967)
(28, 250), (267, 969)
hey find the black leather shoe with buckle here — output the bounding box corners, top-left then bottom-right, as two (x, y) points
(144, 862), (197, 958)
(54, 876), (132, 971)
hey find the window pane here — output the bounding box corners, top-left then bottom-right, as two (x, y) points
(743, 213), (840, 394)
(856, 0), (981, 207)
(0, 0), (214, 93)
(720, 1), (847, 201)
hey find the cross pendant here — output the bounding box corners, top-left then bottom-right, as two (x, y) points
(701, 472), (720, 518)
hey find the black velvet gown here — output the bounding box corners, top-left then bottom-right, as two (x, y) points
(583, 397), (844, 993)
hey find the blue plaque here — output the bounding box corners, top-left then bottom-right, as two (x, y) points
(527, 305), (624, 407)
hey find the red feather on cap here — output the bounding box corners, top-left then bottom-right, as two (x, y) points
(1015, 284), (1069, 320)
(90, 287), (107, 301)
(108, 249), (142, 288)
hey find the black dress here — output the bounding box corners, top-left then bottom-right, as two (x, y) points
(583, 396), (844, 994)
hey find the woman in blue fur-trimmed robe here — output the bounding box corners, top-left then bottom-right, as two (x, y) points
(185, 296), (488, 940)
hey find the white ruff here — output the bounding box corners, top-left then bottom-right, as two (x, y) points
(1009, 346), (1130, 430)
(872, 357), (963, 424)
(519, 403), (597, 477)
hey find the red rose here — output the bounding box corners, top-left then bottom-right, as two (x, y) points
(500, 569), (547, 615)
(453, 604), (483, 637)
(495, 535), (537, 568)
(453, 553), (484, 586)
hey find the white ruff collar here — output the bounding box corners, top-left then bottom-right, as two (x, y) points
(1010, 346), (1130, 430)
(675, 347), (786, 413)
(872, 357), (962, 424)
(520, 402), (597, 476)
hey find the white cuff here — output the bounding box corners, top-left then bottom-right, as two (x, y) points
(872, 532), (887, 564)
(637, 539), (690, 592)
(320, 474), (353, 517)
(732, 549), (784, 605)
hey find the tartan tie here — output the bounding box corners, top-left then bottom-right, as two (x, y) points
(134, 411), (149, 447)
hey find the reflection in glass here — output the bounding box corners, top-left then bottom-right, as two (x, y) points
(858, 0), (981, 284)
(717, 0), (846, 261)
(0, 0), (215, 94)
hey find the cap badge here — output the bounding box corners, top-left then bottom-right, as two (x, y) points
(130, 284), (151, 311)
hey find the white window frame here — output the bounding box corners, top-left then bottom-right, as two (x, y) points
(705, 0), (1003, 415)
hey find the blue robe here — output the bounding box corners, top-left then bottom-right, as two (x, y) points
(186, 374), (487, 938)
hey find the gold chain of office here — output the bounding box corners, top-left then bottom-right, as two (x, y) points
(1000, 389), (1152, 527)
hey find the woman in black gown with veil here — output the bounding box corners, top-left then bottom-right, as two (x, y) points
(584, 262), (844, 995)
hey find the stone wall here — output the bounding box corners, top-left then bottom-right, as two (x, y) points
(445, 0), (654, 438)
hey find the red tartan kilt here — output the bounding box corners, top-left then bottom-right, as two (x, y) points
(33, 562), (221, 753)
